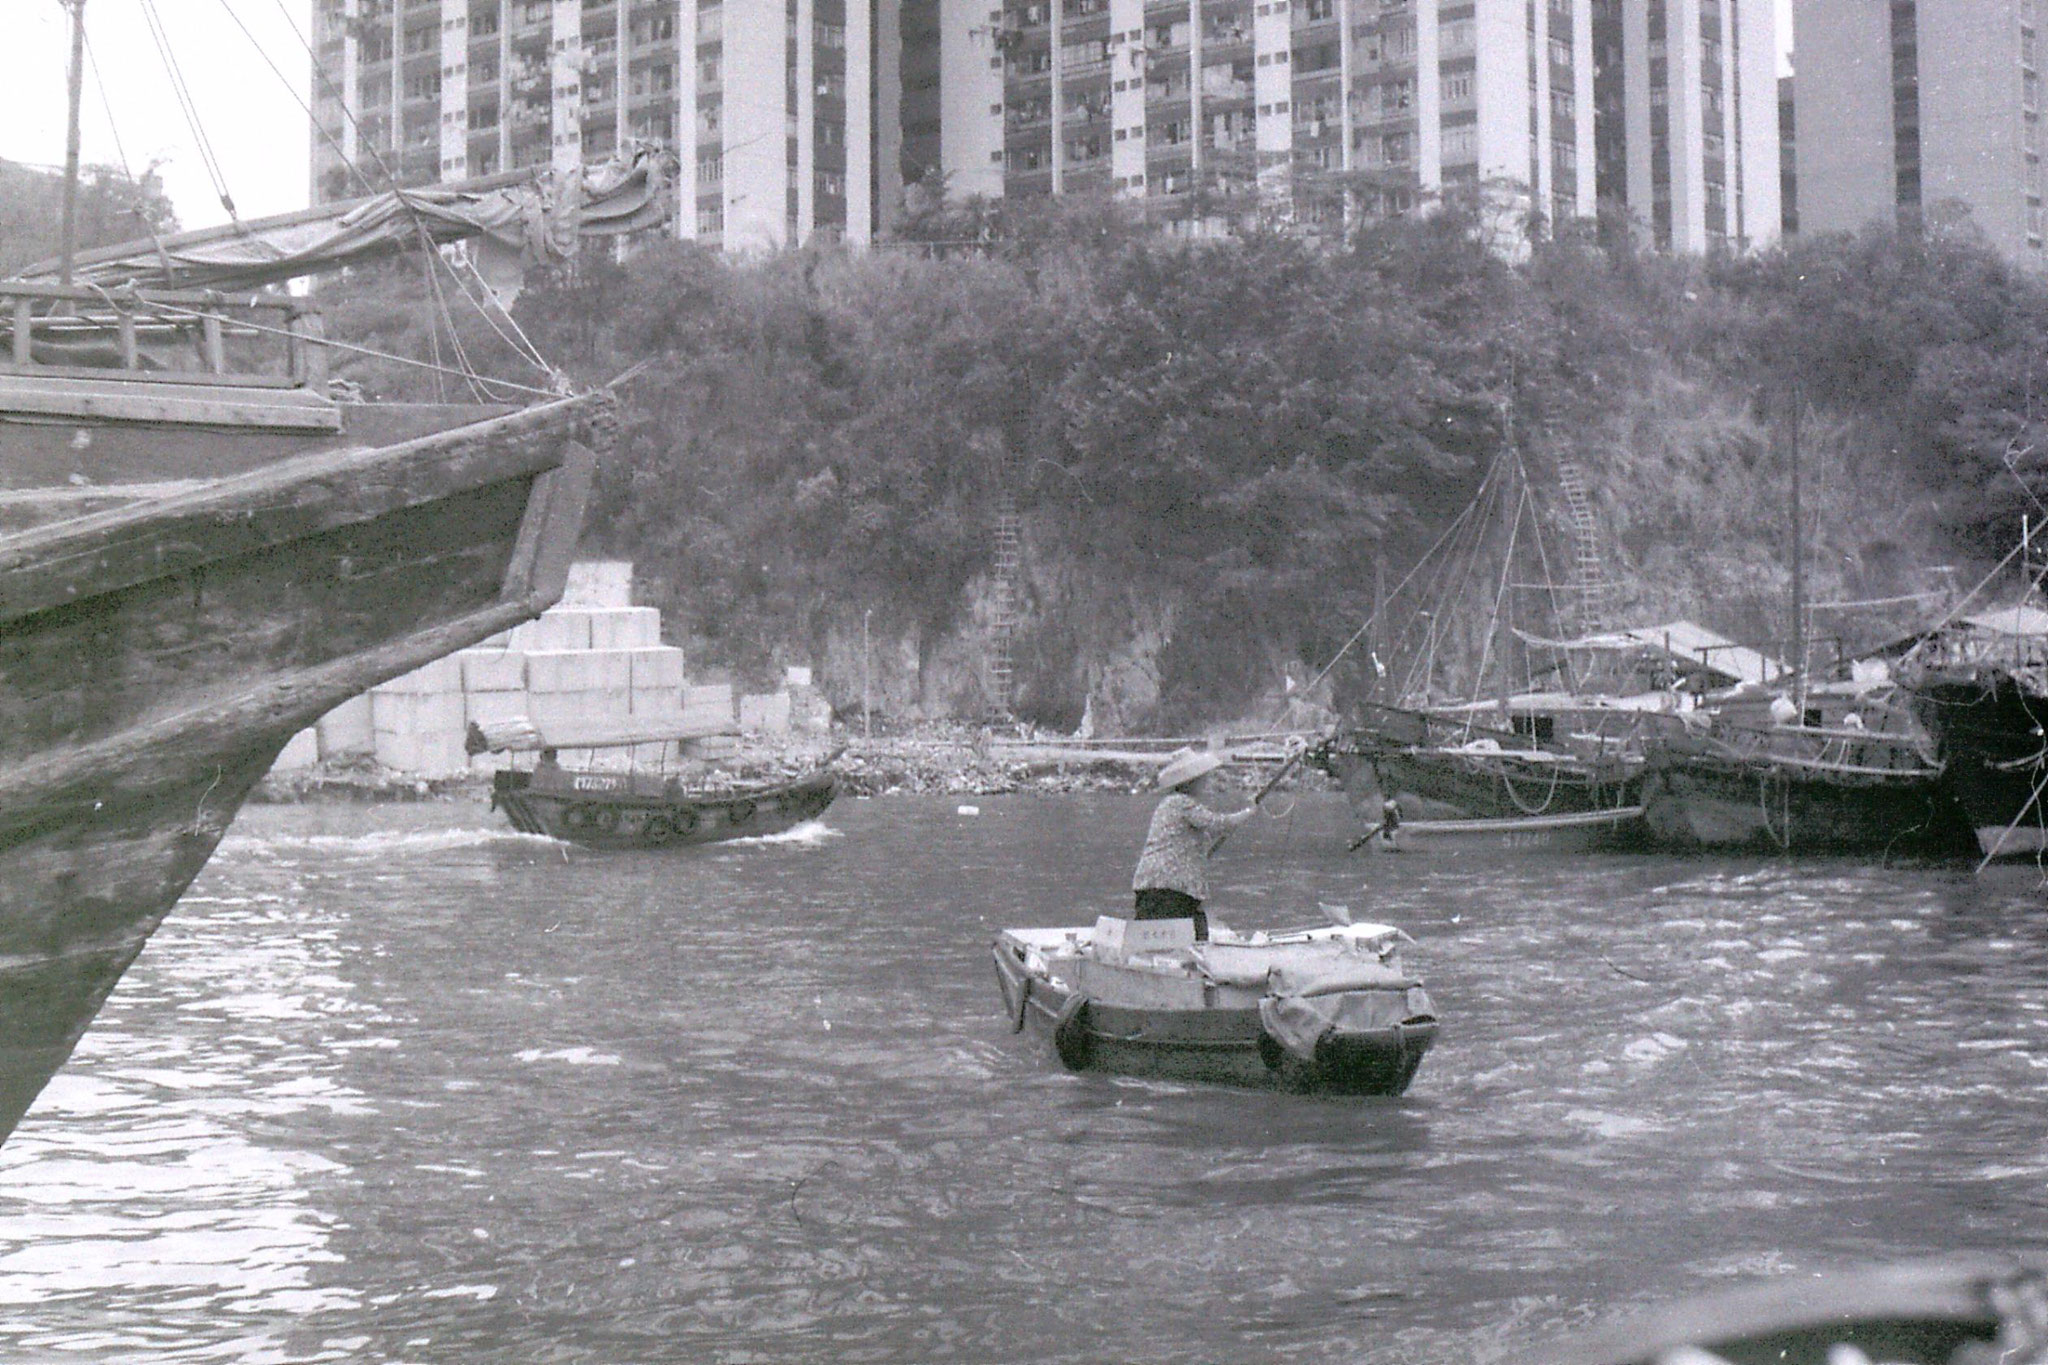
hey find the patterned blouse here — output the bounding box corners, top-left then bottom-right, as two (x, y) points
(1131, 793), (1253, 898)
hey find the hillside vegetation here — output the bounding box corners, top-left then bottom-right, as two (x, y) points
(318, 202), (2048, 732)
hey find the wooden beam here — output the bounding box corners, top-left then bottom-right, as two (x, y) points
(0, 392), (606, 623)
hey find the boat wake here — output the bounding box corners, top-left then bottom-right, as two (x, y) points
(724, 819), (841, 848)
(219, 827), (558, 858)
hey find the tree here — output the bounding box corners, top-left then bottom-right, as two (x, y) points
(0, 159), (178, 275)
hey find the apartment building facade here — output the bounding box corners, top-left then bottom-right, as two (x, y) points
(1591, 0), (1779, 254)
(309, 0), (872, 251)
(1793, 0), (2044, 264)
(881, 0), (1599, 236)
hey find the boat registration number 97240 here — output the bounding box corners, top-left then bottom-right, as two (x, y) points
(572, 775), (625, 792)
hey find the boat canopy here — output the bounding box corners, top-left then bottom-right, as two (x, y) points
(10, 147), (678, 296)
(1958, 605), (2048, 638)
(1868, 601), (2048, 662)
(1512, 619), (1787, 688)
(467, 712), (738, 755)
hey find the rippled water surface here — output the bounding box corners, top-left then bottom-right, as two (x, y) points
(4, 793), (2047, 1363)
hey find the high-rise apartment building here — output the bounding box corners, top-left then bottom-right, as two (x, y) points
(309, 0), (872, 251)
(1793, 0), (2043, 263)
(880, 0), (1599, 236)
(1591, 0), (1780, 254)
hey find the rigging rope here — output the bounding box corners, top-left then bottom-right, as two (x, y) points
(81, 30), (133, 185)
(138, 0), (238, 221)
(254, 0), (542, 397)
(91, 290), (563, 398)
(209, 0), (357, 196)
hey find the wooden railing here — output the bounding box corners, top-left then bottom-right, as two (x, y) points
(0, 281), (328, 391)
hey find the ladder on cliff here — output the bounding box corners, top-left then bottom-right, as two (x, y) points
(1555, 460), (1618, 638)
(987, 483), (1021, 719)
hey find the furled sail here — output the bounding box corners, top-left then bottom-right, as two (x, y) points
(10, 146), (678, 294)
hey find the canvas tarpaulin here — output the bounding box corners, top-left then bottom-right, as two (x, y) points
(12, 147), (678, 294)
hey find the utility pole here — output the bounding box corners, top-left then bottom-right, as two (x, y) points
(60, 0), (87, 289)
(862, 608), (872, 743)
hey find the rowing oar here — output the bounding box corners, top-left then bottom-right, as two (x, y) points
(1345, 821), (1388, 853)
(1208, 738), (1312, 856)
(1346, 798), (1403, 852)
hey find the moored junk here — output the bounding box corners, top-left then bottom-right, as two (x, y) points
(1311, 436), (1763, 849)
(1893, 603), (2048, 861)
(0, 276), (606, 1147)
(1638, 674), (1979, 858)
(992, 915), (1437, 1096)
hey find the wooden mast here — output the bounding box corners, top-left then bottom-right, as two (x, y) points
(59, 0), (87, 289)
(1789, 383), (1806, 710)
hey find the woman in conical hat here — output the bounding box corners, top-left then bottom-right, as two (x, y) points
(1130, 747), (1253, 942)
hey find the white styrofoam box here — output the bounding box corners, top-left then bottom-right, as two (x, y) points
(588, 607), (661, 650)
(526, 649), (633, 694)
(526, 688), (635, 729)
(273, 727), (320, 771)
(685, 683), (734, 713)
(739, 691), (792, 736)
(1092, 914), (1195, 964)
(464, 689), (532, 726)
(631, 686), (682, 716)
(372, 690), (465, 739)
(786, 665), (813, 687)
(458, 648), (529, 694)
(510, 609), (593, 652)
(630, 645), (686, 690)
(682, 735), (739, 760)
(564, 560), (634, 608)
(474, 629), (514, 649)
(316, 693), (375, 759)
(374, 656), (461, 696)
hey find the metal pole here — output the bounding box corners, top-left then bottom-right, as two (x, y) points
(862, 609), (872, 742)
(60, 0), (87, 289)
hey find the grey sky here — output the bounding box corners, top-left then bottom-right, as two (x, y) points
(4, 0), (1796, 237)
(4, 0), (314, 231)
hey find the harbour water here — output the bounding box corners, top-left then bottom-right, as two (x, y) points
(3, 793), (2046, 1364)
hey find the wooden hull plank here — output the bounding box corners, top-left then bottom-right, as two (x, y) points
(0, 392), (605, 1146)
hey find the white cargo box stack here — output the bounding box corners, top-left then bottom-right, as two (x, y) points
(527, 648), (635, 770)
(371, 656), (467, 776)
(271, 562), (691, 780)
(588, 606), (660, 650)
(510, 606), (594, 653)
(627, 645), (687, 767)
(581, 609), (669, 762)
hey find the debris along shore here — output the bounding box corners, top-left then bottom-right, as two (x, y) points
(252, 724), (1329, 803)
